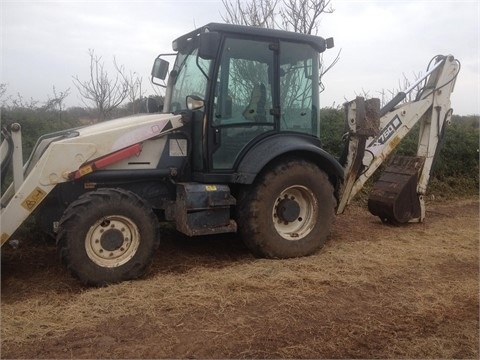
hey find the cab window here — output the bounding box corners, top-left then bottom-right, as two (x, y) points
(211, 37), (275, 169)
(279, 41), (319, 137)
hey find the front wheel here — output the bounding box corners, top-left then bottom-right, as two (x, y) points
(57, 188), (160, 286)
(237, 158), (336, 258)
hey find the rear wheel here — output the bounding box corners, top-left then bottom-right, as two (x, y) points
(57, 188), (160, 286)
(238, 158), (336, 258)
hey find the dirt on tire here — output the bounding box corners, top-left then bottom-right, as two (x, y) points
(1, 197), (478, 359)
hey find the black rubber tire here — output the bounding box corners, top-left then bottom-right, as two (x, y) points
(56, 188), (160, 286)
(237, 158), (336, 258)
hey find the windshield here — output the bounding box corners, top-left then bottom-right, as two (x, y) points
(169, 48), (211, 113)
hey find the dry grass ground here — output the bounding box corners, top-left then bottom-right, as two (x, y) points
(1, 197), (478, 359)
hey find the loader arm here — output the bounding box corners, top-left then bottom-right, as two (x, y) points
(337, 54), (460, 223)
(1, 113), (184, 246)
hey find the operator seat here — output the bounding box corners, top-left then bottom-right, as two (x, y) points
(242, 83), (266, 122)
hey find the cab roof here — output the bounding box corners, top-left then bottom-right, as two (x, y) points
(173, 22), (332, 54)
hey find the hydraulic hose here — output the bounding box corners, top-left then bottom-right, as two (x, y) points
(379, 55), (458, 117)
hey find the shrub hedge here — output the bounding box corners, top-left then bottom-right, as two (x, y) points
(2, 106), (478, 197)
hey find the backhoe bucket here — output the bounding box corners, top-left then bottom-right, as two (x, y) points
(368, 156), (425, 224)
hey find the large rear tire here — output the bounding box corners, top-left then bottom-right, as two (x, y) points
(237, 158), (336, 258)
(57, 188), (160, 286)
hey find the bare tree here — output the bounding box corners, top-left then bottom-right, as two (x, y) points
(40, 86), (71, 121)
(10, 93), (38, 109)
(43, 86), (71, 113)
(73, 49), (129, 122)
(221, 0), (340, 89)
(221, 0), (279, 28)
(280, 0), (334, 35)
(125, 71), (144, 114)
(222, 0), (334, 35)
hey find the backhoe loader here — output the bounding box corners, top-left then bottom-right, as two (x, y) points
(0, 23), (460, 285)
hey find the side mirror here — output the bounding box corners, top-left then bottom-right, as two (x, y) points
(186, 95), (204, 111)
(198, 32), (220, 60)
(151, 57), (169, 80)
(325, 37), (334, 49)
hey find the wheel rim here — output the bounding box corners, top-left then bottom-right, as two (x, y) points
(272, 185), (318, 240)
(85, 215), (140, 268)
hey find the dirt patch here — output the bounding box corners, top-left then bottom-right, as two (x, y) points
(1, 198), (478, 358)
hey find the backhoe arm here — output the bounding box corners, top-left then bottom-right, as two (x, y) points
(338, 54), (460, 223)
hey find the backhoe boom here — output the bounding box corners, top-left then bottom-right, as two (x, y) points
(338, 54), (460, 223)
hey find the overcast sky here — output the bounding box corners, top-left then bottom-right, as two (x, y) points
(1, 0), (479, 115)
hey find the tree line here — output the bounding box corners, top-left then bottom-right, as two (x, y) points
(1, 94), (478, 197)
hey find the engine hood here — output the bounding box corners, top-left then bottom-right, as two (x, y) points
(70, 112), (180, 149)
(77, 113), (180, 137)
(24, 113), (184, 177)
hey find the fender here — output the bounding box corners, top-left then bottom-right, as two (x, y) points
(233, 133), (344, 184)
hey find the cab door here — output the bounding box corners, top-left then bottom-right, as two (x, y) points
(209, 37), (277, 170)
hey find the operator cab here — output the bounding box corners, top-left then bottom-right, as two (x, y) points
(151, 23), (334, 182)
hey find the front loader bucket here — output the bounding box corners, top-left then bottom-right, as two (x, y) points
(368, 156), (425, 224)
